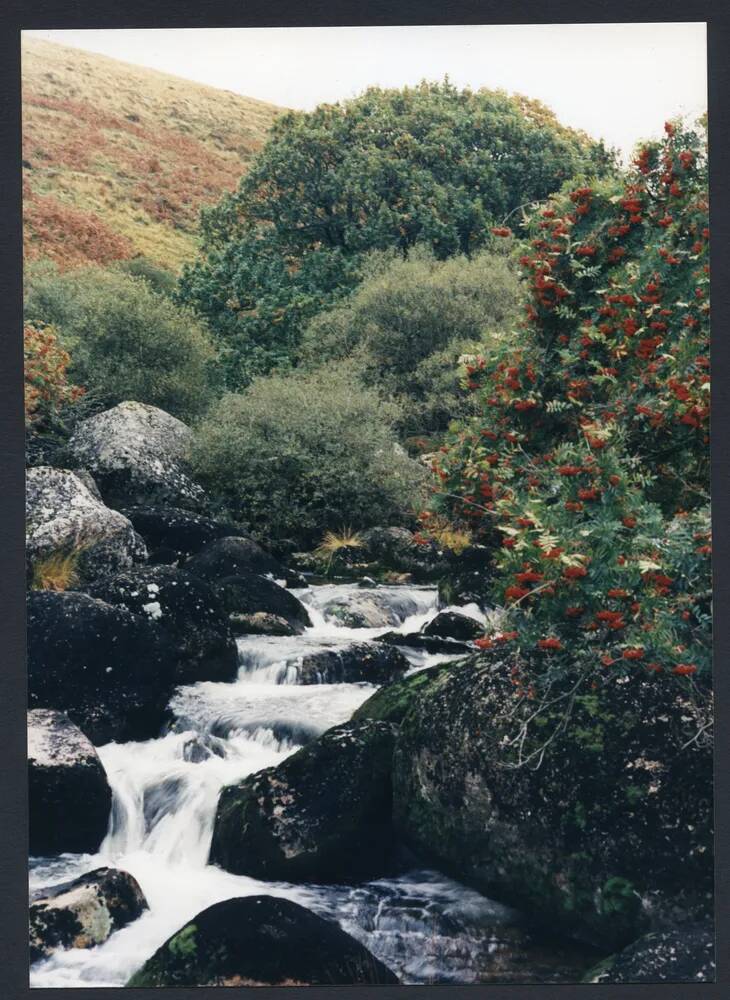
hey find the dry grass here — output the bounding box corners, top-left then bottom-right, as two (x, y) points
(30, 548), (82, 591)
(314, 528), (365, 566)
(22, 37), (283, 271)
(426, 517), (473, 554)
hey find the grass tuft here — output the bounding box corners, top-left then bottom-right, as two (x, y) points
(31, 548), (82, 591)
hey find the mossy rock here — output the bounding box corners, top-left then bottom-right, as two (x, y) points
(352, 662), (455, 724)
(582, 925), (715, 983)
(393, 654), (713, 950)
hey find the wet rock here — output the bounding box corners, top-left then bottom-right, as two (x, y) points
(84, 565), (238, 685)
(359, 526), (443, 581)
(437, 544), (495, 608)
(26, 466), (147, 585)
(127, 895), (398, 986)
(186, 536), (300, 587)
(30, 867), (147, 963)
(210, 721), (398, 883)
(583, 925), (715, 983)
(322, 590), (419, 628)
(28, 710), (111, 855)
(377, 630), (472, 655)
(296, 642), (409, 685)
(122, 506), (246, 564)
(423, 610), (483, 641)
(393, 655), (714, 950)
(214, 572), (311, 632)
(229, 612), (298, 636)
(67, 401), (205, 510)
(28, 591), (177, 745)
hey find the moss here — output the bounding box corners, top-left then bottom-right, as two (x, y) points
(352, 662), (454, 724)
(169, 923), (198, 958)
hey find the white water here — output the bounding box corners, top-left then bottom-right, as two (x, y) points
(29, 582), (582, 987)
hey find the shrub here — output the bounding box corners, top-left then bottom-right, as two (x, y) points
(190, 366), (427, 548)
(24, 263), (218, 421)
(24, 322), (84, 428)
(179, 81), (614, 383)
(300, 246), (524, 435)
(114, 256), (177, 297)
(425, 119), (711, 684)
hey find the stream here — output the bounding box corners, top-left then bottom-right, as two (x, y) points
(29, 582), (592, 987)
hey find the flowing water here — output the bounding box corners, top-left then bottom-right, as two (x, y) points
(29, 582), (592, 987)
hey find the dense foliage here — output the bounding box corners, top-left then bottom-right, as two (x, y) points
(425, 121), (711, 682)
(190, 366), (427, 548)
(25, 264), (218, 421)
(178, 81), (614, 386)
(24, 323), (84, 428)
(300, 246), (524, 435)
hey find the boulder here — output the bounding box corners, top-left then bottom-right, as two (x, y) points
(214, 572), (312, 632)
(84, 566), (238, 685)
(28, 710), (111, 855)
(210, 721), (398, 883)
(321, 590), (419, 629)
(295, 642), (409, 685)
(437, 544), (495, 608)
(67, 401), (205, 510)
(583, 925), (715, 983)
(26, 467), (147, 585)
(186, 535), (301, 588)
(28, 591), (177, 745)
(423, 610), (483, 641)
(352, 663), (454, 725)
(229, 612), (297, 637)
(376, 630), (472, 655)
(122, 506), (246, 564)
(30, 867), (147, 963)
(393, 655), (714, 951)
(359, 526), (443, 581)
(127, 896), (398, 986)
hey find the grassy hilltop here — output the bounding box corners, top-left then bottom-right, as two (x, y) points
(22, 37), (282, 271)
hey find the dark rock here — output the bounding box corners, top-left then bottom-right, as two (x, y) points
(84, 565), (238, 685)
(186, 536), (301, 587)
(393, 655), (714, 950)
(583, 925), (715, 983)
(122, 506), (247, 564)
(376, 630), (472, 655)
(67, 401), (205, 510)
(295, 642), (409, 685)
(28, 710), (112, 855)
(30, 867), (147, 963)
(437, 544), (495, 608)
(423, 610), (483, 641)
(214, 572), (311, 632)
(359, 526), (443, 581)
(352, 663), (454, 725)
(210, 721), (398, 883)
(229, 612), (298, 636)
(26, 466), (147, 585)
(28, 591), (177, 745)
(127, 895), (398, 986)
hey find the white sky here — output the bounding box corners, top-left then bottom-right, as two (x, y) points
(25, 24), (707, 158)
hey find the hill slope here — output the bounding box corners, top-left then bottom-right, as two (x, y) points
(22, 38), (283, 271)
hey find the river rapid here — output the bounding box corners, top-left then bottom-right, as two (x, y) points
(29, 582), (592, 987)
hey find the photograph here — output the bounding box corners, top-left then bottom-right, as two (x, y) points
(21, 21), (714, 987)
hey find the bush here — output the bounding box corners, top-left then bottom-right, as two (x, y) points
(24, 322), (84, 428)
(179, 81), (614, 383)
(190, 366), (427, 548)
(426, 119), (711, 683)
(300, 246), (524, 434)
(24, 263), (217, 421)
(114, 256), (177, 298)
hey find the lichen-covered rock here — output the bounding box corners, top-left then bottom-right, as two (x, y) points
(229, 612), (297, 637)
(583, 925), (715, 983)
(30, 867), (147, 963)
(321, 589), (420, 629)
(294, 642), (409, 685)
(393, 656), (714, 950)
(28, 710), (111, 855)
(127, 896), (398, 986)
(186, 536), (300, 587)
(210, 721), (398, 883)
(67, 401), (205, 510)
(28, 591), (177, 745)
(423, 610), (483, 641)
(84, 566), (238, 685)
(214, 572), (312, 632)
(122, 506), (246, 564)
(359, 526), (443, 581)
(26, 467), (147, 584)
